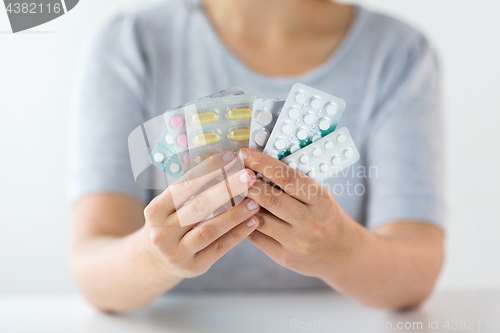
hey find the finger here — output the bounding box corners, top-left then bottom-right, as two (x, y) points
(247, 178), (307, 224)
(175, 168), (256, 227)
(213, 193), (246, 217)
(254, 209), (295, 245)
(246, 229), (282, 260)
(169, 150), (241, 211)
(242, 148), (324, 205)
(146, 151), (240, 224)
(180, 198), (260, 253)
(194, 215), (260, 265)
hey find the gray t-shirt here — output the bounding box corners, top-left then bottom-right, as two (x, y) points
(68, 0), (446, 292)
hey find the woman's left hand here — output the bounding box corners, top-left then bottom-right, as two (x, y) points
(241, 148), (362, 279)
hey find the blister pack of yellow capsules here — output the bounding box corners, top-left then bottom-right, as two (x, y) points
(184, 94), (256, 167)
(164, 87), (246, 173)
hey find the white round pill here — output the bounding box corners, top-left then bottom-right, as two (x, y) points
(294, 91), (307, 104)
(165, 134), (173, 145)
(319, 119), (330, 131)
(288, 107), (300, 119)
(170, 163), (181, 173)
(303, 113), (315, 125)
(307, 171), (318, 180)
(324, 141), (334, 150)
(344, 148), (354, 159)
(290, 144), (301, 153)
(337, 134), (347, 143)
(299, 167), (309, 174)
(274, 139), (286, 150)
(299, 154), (309, 164)
(312, 148), (322, 157)
(288, 161), (298, 169)
(312, 135), (322, 142)
(331, 156), (342, 166)
(319, 163), (328, 173)
(254, 130), (270, 147)
(325, 102), (338, 115)
(154, 152), (164, 163)
(310, 97), (322, 110)
(256, 110), (273, 126)
(270, 153), (279, 159)
(296, 129), (308, 141)
(281, 123), (293, 135)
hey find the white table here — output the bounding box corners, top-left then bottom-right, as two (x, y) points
(1, 290), (499, 332)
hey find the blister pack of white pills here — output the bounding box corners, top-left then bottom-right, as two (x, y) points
(184, 94), (256, 167)
(263, 83), (346, 160)
(249, 99), (285, 152)
(281, 127), (360, 182)
(149, 128), (184, 179)
(164, 87), (246, 172)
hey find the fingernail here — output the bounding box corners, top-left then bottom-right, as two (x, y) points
(222, 151), (234, 162)
(247, 200), (258, 211)
(239, 171), (252, 183)
(246, 217), (257, 227)
(239, 149), (248, 160)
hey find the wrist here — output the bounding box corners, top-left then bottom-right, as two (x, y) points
(135, 226), (185, 284)
(318, 206), (373, 282)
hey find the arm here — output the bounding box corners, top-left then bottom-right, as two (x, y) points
(243, 149), (444, 310)
(320, 217), (444, 309)
(70, 157), (260, 313)
(70, 194), (182, 313)
(256, 213), (443, 309)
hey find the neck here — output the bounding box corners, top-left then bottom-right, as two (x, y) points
(201, 0), (346, 40)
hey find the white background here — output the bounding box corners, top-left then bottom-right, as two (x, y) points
(0, 0), (499, 295)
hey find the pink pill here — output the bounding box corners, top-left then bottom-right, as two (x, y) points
(183, 152), (190, 163)
(171, 116), (184, 129)
(178, 134), (188, 147)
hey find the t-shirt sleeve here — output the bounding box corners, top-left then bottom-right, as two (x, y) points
(67, 14), (150, 205)
(365, 36), (446, 231)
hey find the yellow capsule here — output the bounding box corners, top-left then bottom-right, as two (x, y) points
(227, 108), (252, 120)
(194, 133), (220, 146)
(230, 128), (250, 141)
(191, 112), (218, 125)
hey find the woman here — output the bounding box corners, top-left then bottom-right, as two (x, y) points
(69, 0), (445, 312)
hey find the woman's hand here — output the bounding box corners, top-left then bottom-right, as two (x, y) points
(241, 148), (359, 279)
(142, 151), (261, 280)
(241, 148), (444, 309)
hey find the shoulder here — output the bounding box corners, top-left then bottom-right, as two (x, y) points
(87, 0), (185, 51)
(355, 7), (440, 87)
(357, 6), (436, 59)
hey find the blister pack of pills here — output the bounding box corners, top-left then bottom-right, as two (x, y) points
(281, 127), (360, 182)
(184, 94), (256, 167)
(197, 86), (245, 100)
(148, 128), (184, 179)
(164, 108), (192, 173)
(163, 87), (245, 173)
(249, 99), (285, 152)
(263, 83), (346, 160)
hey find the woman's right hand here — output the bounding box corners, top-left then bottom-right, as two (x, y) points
(141, 151), (260, 280)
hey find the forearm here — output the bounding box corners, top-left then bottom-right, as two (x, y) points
(320, 212), (444, 309)
(70, 227), (183, 312)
